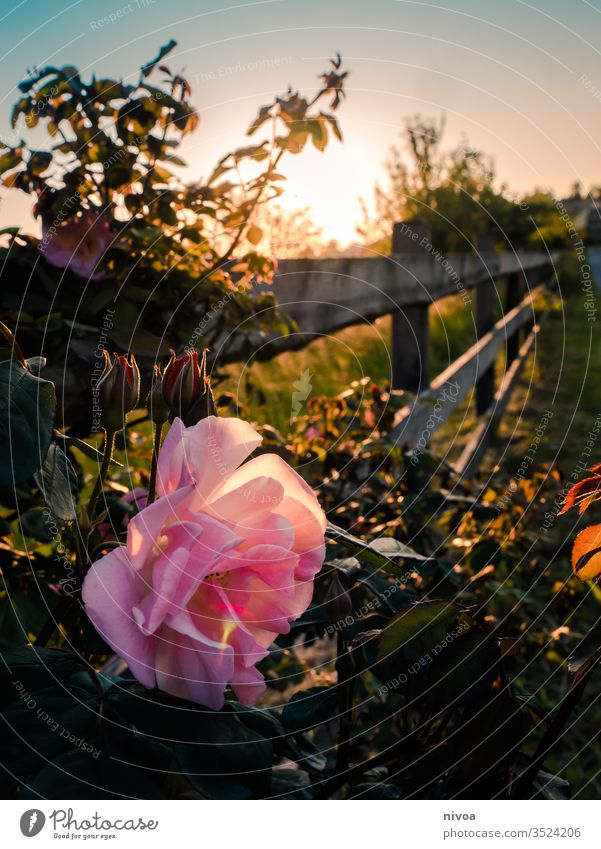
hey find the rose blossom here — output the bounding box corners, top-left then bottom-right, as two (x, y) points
(39, 212), (113, 279)
(82, 416), (326, 709)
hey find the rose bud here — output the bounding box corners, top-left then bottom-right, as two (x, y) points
(96, 350), (140, 431)
(162, 348), (216, 426)
(323, 569), (353, 623)
(145, 364), (170, 425)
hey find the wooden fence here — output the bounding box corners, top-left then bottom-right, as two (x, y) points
(252, 220), (556, 476)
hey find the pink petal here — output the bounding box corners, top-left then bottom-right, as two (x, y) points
(133, 545), (192, 635)
(154, 621), (233, 709)
(209, 453), (325, 533)
(155, 418), (190, 496)
(224, 544), (299, 597)
(231, 664), (267, 706)
(233, 512), (294, 552)
(127, 485), (194, 570)
(157, 416), (262, 500)
(275, 496), (327, 581)
(204, 475), (284, 526)
(134, 517), (242, 634)
(82, 547), (156, 689)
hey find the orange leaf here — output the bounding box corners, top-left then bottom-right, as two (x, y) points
(572, 523), (601, 580)
(559, 474), (601, 515)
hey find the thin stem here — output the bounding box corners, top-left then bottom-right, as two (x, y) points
(147, 422), (163, 506)
(334, 632), (354, 777)
(85, 664), (106, 721)
(317, 719), (421, 799)
(0, 320), (26, 366)
(203, 147), (285, 281)
(86, 429), (116, 527)
(124, 413), (149, 430)
(513, 647), (601, 797)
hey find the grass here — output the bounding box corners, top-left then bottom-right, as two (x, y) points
(484, 290), (601, 473)
(221, 292), (478, 434)
(211, 253), (598, 477)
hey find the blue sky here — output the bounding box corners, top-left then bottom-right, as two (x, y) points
(1, 0), (601, 242)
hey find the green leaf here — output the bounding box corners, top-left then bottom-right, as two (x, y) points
(277, 129), (308, 154)
(568, 624), (601, 675)
(1, 683), (98, 779)
(320, 111), (343, 142)
(172, 710), (273, 798)
(352, 782), (401, 799)
(24, 356), (46, 376)
(270, 768), (312, 799)
(467, 539), (501, 572)
(0, 360), (55, 485)
(141, 40), (177, 78)
(19, 508), (56, 542)
(0, 647), (77, 695)
(531, 770), (570, 800)
(21, 747), (165, 800)
(0, 596), (31, 651)
(27, 150), (52, 175)
(281, 686), (338, 734)
(0, 226), (21, 239)
(247, 105), (272, 136)
(282, 732), (327, 772)
(426, 630), (498, 710)
(0, 149), (22, 175)
(110, 326), (170, 358)
(10, 96), (30, 127)
(376, 600), (459, 664)
(34, 442), (78, 521)
(163, 154), (187, 167)
(232, 143), (269, 162)
(308, 118), (328, 151)
(229, 701), (284, 741)
(0, 590), (60, 651)
(325, 523), (430, 577)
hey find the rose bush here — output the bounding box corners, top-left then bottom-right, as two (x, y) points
(39, 211), (114, 280)
(0, 346), (591, 799)
(82, 415), (326, 709)
(0, 44), (346, 433)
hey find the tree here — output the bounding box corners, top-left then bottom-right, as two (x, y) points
(357, 115), (525, 252)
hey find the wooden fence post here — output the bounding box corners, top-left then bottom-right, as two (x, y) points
(505, 270), (524, 363)
(390, 220), (431, 392)
(475, 234), (496, 415)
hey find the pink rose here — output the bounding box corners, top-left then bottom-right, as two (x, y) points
(121, 487), (148, 522)
(96, 488), (149, 542)
(82, 416), (326, 709)
(39, 212), (113, 280)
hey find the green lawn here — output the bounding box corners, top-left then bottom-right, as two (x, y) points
(485, 293), (601, 474)
(222, 292), (477, 434)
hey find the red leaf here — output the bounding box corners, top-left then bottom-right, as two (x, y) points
(559, 474), (601, 515)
